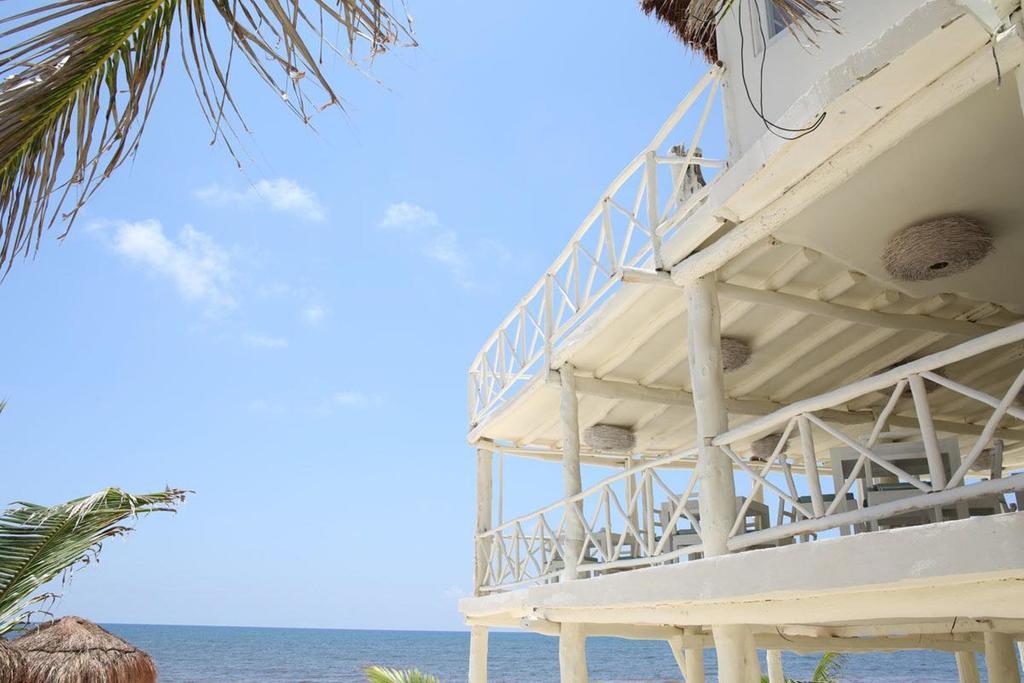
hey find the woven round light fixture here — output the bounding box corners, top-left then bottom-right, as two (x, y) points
(882, 216), (993, 282)
(721, 337), (751, 373)
(750, 432), (787, 462)
(583, 424), (636, 453)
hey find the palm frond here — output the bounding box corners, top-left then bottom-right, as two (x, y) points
(0, 0), (414, 275)
(810, 651), (846, 682)
(0, 487), (187, 635)
(364, 665), (441, 683)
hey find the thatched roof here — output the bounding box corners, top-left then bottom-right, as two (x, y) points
(0, 639), (26, 682)
(11, 617), (156, 683)
(640, 0), (720, 63)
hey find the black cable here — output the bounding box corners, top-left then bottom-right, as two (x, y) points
(736, 0), (826, 141)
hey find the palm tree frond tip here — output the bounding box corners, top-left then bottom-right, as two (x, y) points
(0, 0), (414, 275)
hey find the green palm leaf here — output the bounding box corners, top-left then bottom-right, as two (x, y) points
(0, 487), (186, 635)
(0, 0), (413, 274)
(364, 666), (441, 683)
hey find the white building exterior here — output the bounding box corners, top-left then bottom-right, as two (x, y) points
(460, 2), (1024, 681)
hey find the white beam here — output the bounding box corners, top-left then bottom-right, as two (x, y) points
(956, 651), (981, 683)
(766, 650), (785, 683)
(715, 281), (997, 337)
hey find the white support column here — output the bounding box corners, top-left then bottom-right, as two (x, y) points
(766, 650), (785, 683)
(956, 650), (981, 683)
(469, 625), (489, 683)
(984, 632), (1021, 683)
(559, 364), (584, 581)
(668, 636), (688, 678)
(686, 275), (761, 682)
(475, 448), (493, 595)
(559, 623), (589, 683)
(685, 648), (706, 683)
(558, 366), (588, 683)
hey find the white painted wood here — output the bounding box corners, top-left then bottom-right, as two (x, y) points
(715, 322), (1024, 446)
(766, 649), (785, 683)
(713, 624), (761, 682)
(798, 415), (825, 517)
(469, 625), (489, 683)
(956, 651), (982, 683)
(715, 281), (996, 337)
(667, 635), (687, 678)
(685, 276), (734, 557)
(559, 623), (589, 683)
(559, 364), (584, 581)
(984, 632), (1022, 683)
(686, 648), (706, 682)
(475, 448), (493, 595)
(908, 374), (948, 489)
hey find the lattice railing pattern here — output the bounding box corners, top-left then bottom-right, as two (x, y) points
(468, 68), (725, 426)
(477, 449), (701, 592)
(716, 323), (1024, 550)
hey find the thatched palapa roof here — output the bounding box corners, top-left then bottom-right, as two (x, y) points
(640, 0), (720, 62)
(11, 617), (156, 683)
(0, 639), (26, 683)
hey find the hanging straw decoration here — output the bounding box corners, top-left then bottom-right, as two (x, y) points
(721, 337), (751, 372)
(750, 432), (787, 462)
(882, 217), (993, 282)
(583, 424), (637, 453)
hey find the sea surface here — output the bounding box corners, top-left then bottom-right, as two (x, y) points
(98, 624), (1005, 682)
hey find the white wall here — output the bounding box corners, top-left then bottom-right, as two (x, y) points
(714, 0), (954, 158)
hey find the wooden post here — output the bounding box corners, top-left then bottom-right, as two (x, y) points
(766, 650), (785, 683)
(559, 623), (589, 683)
(668, 636), (687, 678)
(469, 625), (489, 683)
(955, 651), (981, 683)
(984, 632), (1021, 683)
(559, 364), (584, 581)
(798, 415), (825, 518)
(685, 648), (706, 682)
(475, 448), (493, 595)
(686, 275), (761, 682)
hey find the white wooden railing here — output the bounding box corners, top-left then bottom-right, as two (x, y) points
(477, 448), (703, 593)
(719, 321), (1024, 551)
(468, 67), (725, 427)
(475, 323), (1024, 593)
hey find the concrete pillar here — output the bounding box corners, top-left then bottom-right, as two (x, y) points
(985, 632), (1022, 683)
(686, 275), (761, 682)
(474, 448), (493, 594)
(469, 625), (489, 683)
(559, 364), (584, 581)
(559, 623), (588, 683)
(685, 648), (706, 682)
(766, 650), (785, 683)
(955, 651), (981, 683)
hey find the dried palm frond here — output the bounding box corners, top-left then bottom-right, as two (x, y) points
(0, 487), (187, 635)
(0, 0), (414, 275)
(640, 0), (839, 62)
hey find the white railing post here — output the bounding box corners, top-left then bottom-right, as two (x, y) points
(644, 150), (665, 271)
(908, 374), (947, 490)
(797, 415), (826, 517)
(544, 274), (555, 370)
(559, 364), (584, 581)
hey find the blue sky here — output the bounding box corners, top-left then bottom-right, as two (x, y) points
(0, 2), (712, 630)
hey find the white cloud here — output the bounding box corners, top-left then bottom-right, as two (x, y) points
(378, 202), (439, 232)
(302, 304), (326, 325)
(110, 220), (234, 309)
(424, 229), (472, 289)
(196, 178), (325, 222)
(243, 333), (288, 349)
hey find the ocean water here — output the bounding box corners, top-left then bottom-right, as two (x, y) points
(101, 624), (998, 682)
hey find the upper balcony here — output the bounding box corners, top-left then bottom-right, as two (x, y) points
(467, 3), (1024, 449)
